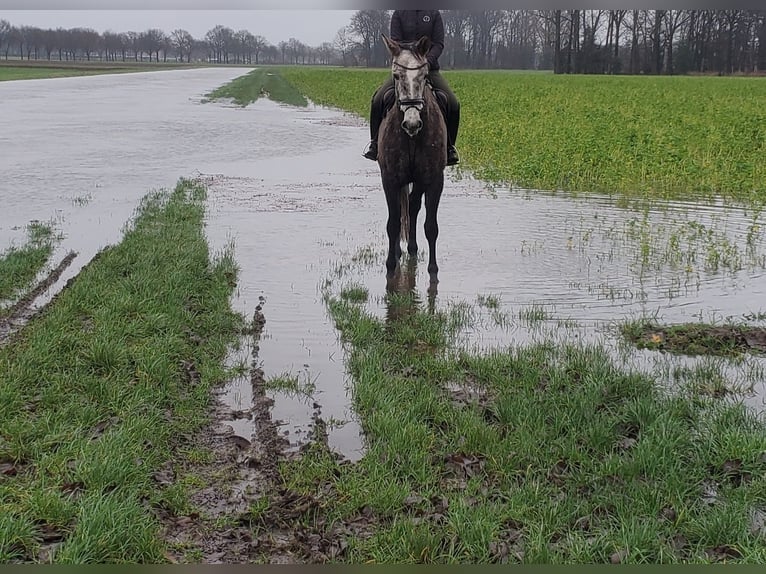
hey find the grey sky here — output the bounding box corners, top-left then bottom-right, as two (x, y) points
(0, 10), (358, 47)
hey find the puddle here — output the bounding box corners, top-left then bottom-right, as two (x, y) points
(4, 68), (766, 463)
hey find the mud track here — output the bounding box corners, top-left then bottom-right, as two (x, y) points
(0, 251), (77, 346)
(160, 305), (372, 564)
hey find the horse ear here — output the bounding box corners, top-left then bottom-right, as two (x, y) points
(382, 34), (400, 57)
(416, 35), (431, 57)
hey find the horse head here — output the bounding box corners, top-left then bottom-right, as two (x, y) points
(382, 34), (431, 138)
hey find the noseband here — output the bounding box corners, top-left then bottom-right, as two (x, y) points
(393, 59), (428, 113)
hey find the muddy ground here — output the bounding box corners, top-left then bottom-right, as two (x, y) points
(0, 252), (77, 345)
(160, 307), (372, 564)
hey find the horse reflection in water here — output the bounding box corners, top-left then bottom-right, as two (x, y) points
(384, 258), (437, 325)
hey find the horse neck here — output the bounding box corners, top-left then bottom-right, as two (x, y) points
(418, 86), (439, 123)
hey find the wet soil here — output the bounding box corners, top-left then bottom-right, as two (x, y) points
(0, 251), (77, 345)
(160, 307), (373, 564)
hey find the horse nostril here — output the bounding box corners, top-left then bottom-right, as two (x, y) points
(416, 120), (423, 131)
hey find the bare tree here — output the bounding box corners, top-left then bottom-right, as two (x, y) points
(349, 10), (389, 67)
(251, 35), (267, 64)
(205, 25), (233, 63)
(663, 10), (689, 74)
(334, 26), (353, 66)
(0, 11), (763, 73)
(758, 12), (766, 71)
(0, 19), (9, 58)
(170, 29), (194, 62)
(71, 27), (100, 61)
(103, 30), (123, 61)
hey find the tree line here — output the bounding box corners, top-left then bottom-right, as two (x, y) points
(1, 10), (764, 74)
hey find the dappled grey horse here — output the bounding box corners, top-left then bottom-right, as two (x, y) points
(377, 34), (448, 286)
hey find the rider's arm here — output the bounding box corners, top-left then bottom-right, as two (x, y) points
(390, 11), (403, 42)
(427, 11), (445, 69)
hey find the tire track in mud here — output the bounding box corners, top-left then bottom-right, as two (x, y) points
(161, 304), (369, 564)
(0, 251), (78, 346)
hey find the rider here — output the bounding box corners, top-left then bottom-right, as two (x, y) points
(363, 9), (461, 166)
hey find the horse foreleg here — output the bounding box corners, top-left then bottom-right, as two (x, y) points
(384, 185), (402, 279)
(424, 183), (443, 284)
(408, 184), (423, 256)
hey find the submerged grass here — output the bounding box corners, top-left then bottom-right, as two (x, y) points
(0, 178), (241, 562)
(279, 68), (766, 203)
(271, 282), (766, 563)
(0, 222), (57, 305)
(204, 67), (307, 108)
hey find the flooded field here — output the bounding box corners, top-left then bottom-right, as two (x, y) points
(3, 68), (765, 463)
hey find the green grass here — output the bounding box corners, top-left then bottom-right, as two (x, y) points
(204, 68), (307, 107)
(279, 68), (766, 203)
(267, 279), (766, 563)
(0, 65), (148, 82)
(0, 222), (57, 305)
(0, 178), (241, 562)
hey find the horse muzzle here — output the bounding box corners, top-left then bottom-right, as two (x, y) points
(401, 107), (423, 138)
(399, 97), (425, 138)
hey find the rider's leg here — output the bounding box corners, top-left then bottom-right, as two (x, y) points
(427, 72), (460, 166)
(364, 77), (395, 161)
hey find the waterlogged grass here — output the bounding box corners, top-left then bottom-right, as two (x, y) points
(279, 68), (766, 203)
(0, 222), (57, 305)
(266, 370), (317, 401)
(477, 294), (501, 310)
(205, 67), (307, 107)
(340, 284), (369, 304)
(271, 284), (766, 563)
(0, 179), (241, 562)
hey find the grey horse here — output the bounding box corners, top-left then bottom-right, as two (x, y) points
(377, 34), (448, 286)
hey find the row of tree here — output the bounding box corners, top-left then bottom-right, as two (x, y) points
(1, 10), (764, 74)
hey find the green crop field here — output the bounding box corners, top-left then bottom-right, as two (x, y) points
(280, 68), (766, 204)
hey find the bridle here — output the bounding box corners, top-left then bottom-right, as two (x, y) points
(392, 59), (428, 112)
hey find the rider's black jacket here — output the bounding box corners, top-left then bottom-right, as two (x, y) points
(390, 10), (445, 71)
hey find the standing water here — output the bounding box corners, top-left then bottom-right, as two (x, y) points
(2, 69), (765, 461)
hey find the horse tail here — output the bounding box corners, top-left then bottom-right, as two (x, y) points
(399, 184), (410, 246)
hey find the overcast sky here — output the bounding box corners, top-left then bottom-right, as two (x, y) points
(0, 10), (358, 46)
